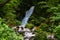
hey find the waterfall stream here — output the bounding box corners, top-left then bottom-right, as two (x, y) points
(20, 6), (35, 27)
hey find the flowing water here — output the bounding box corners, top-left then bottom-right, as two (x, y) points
(20, 6), (35, 27)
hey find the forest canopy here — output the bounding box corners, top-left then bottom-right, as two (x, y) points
(0, 0), (60, 40)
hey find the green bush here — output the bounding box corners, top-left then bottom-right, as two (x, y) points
(0, 18), (22, 40)
(26, 23), (34, 29)
(53, 25), (60, 40)
(34, 29), (47, 40)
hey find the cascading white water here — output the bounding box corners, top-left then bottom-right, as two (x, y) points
(20, 6), (35, 27)
(18, 6), (35, 40)
(12, 6), (35, 40)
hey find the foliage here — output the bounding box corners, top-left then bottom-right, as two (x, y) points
(0, 18), (22, 40)
(0, 0), (60, 40)
(53, 25), (60, 40)
(34, 29), (47, 40)
(26, 23), (34, 29)
(0, 0), (21, 26)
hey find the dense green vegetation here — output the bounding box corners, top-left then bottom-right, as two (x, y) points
(0, 0), (60, 40)
(0, 18), (22, 40)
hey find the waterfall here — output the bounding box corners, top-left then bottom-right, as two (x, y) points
(20, 6), (35, 27)
(17, 6), (35, 40)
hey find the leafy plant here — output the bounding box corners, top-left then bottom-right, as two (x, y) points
(0, 18), (22, 40)
(34, 29), (47, 40)
(53, 25), (60, 40)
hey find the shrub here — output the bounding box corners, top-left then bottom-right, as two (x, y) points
(34, 29), (47, 40)
(0, 18), (22, 40)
